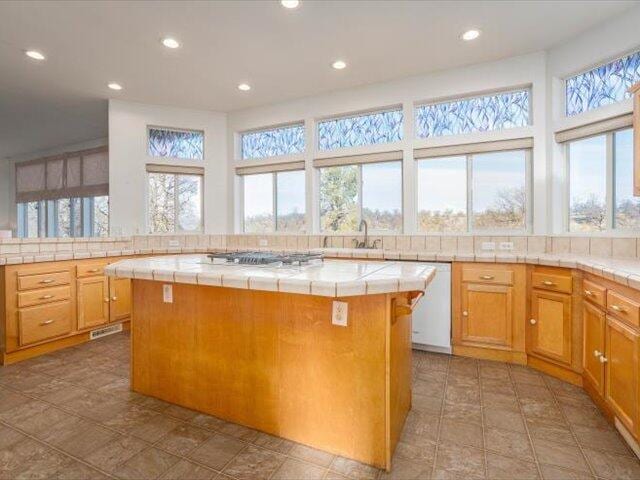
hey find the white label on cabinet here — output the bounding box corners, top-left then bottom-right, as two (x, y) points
(163, 284), (173, 303)
(332, 301), (348, 326)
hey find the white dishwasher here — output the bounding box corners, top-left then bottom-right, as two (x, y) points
(412, 262), (451, 354)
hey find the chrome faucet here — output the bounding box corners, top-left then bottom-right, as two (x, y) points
(352, 220), (376, 249)
(322, 235), (329, 248)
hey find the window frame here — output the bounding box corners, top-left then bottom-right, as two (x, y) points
(147, 125), (205, 162)
(317, 160), (404, 235)
(415, 149), (532, 234)
(240, 169), (307, 234)
(146, 172), (205, 234)
(564, 127), (637, 233)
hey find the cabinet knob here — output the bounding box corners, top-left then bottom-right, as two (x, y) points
(480, 275), (494, 280)
(530, 319), (537, 325)
(104, 297), (110, 303)
(594, 350), (602, 357)
(542, 280), (556, 286)
(599, 356), (608, 363)
(462, 311), (468, 317)
(112, 296), (117, 301)
(611, 305), (625, 313)
(584, 290), (592, 296)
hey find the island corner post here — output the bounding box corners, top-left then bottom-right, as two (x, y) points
(129, 279), (419, 470)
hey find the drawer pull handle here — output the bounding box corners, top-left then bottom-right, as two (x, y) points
(594, 349), (602, 357)
(462, 311), (468, 317)
(599, 356), (608, 364)
(40, 279), (55, 284)
(584, 290), (592, 296)
(111, 296), (117, 301)
(541, 280), (556, 286)
(40, 319), (55, 326)
(87, 268), (100, 273)
(530, 319), (537, 325)
(480, 275), (494, 280)
(611, 305), (625, 313)
(39, 295), (54, 300)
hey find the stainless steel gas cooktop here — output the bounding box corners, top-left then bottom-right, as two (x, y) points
(206, 251), (324, 267)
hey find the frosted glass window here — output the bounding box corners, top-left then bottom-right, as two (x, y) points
(318, 109), (403, 151)
(276, 170), (306, 232)
(566, 50), (640, 116)
(417, 157), (467, 232)
(148, 127), (204, 160)
(472, 151), (527, 230)
(614, 129), (640, 230)
(241, 124), (305, 160)
(416, 90), (529, 138)
(568, 135), (607, 232)
(243, 173), (275, 233)
(362, 162), (402, 232)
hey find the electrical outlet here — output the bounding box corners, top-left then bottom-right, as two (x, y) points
(481, 242), (496, 251)
(499, 241), (514, 251)
(168, 240), (180, 247)
(332, 301), (348, 326)
(259, 239), (268, 247)
(163, 284), (173, 303)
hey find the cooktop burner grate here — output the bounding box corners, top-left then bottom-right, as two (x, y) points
(207, 251), (324, 266)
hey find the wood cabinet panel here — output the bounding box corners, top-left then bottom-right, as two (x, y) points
(77, 263), (107, 278)
(462, 268), (513, 285)
(529, 289), (572, 366)
(460, 283), (513, 349)
(531, 271), (573, 294)
(17, 285), (71, 308)
(583, 301), (606, 396)
(607, 290), (640, 328)
(583, 279), (606, 309)
(19, 301), (73, 346)
(605, 316), (639, 437)
(109, 277), (131, 322)
(17, 271), (71, 291)
(77, 276), (109, 330)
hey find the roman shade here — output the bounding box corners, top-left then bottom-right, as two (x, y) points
(15, 147), (108, 203)
(554, 113), (633, 143)
(146, 164), (205, 175)
(313, 150), (403, 168)
(413, 137), (533, 159)
(235, 161), (305, 176)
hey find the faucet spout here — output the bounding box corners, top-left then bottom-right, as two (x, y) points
(359, 219), (368, 249)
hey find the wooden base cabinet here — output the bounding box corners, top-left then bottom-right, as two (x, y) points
(529, 289), (572, 366)
(605, 316), (640, 437)
(77, 276), (109, 330)
(109, 278), (131, 322)
(583, 300), (606, 396)
(460, 283), (513, 349)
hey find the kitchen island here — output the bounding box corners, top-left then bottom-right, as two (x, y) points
(106, 253), (436, 470)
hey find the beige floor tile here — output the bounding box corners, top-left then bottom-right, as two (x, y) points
(0, 399), (73, 436)
(411, 392), (443, 415)
(442, 401), (482, 425)
(218, 422), (260, 442)
(45, 418), (117, 459)
(128, 412), (183, 442)
(538, 463), (594, 480)
(485, 427), (535, 461)
(222, 445), (285, 480)
(329, 456), (380, 480)
(582, 447), (640, 480)
(560, 405), (611, 430)
(159, 458), (217, 480)
(572, 424), (632, 456)
(252, 432), (296, 454)
(0, 424), (28, 449)
(84, 435), (148, 473)
(486, 452), (539, 479)
(532, 438), (590, 473)
(56, 458), (112, 480)
(191, 413), (228, 431)
(526, 419), (576, 446)
(289, 443), (335, 467)
(0, 387), (30, 413)
(164, 404), (200, 421)
(379, 457), (432, 480)
(434, 441), (485, 479)
(114, 447), (180, 479)
(483, 406), (526, 433)
(394, 432), (436, 464)
(157, 423), (213, 456)
(272, 458), (326, 480)
(520, 398), (566, 424)
(481, 391), (520, 412)
(188, 433), (246, 470)
(439, 418), (483, 448)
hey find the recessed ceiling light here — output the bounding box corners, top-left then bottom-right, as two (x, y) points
(281, 0), (299, 8)
(108, 82), (123, 91)
(25, 50), (45, 60)
(238, 83), (251, 91)
(461, 29), (481, 41)
(161, 37), (180, 49)
(332, 60), (347, 70)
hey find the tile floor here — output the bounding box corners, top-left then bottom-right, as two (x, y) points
(1, 333), (640, 479)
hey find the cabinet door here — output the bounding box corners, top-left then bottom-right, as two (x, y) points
(529, 289), (572, 366)
(109, 277), (131, 322)
(583, 301), (606, 395)
(605, 316), (639, 436)
(77, 276), (109, 330)
(460, 283), (513, 349)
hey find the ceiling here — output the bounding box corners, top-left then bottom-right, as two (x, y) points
(0, 0), (637, 159)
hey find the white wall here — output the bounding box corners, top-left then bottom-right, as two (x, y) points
(0, 161), (12, 231)
(108, 100), (227, 236)
(227, 51), (549, 234)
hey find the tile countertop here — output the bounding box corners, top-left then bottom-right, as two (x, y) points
(104, 255), (437, 298)
(5, 245), (640, 292)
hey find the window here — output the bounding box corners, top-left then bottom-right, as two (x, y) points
(417, 149), (529, 233)
(242, 170), (306, 233)
(17, 196), (109, 238)
(319, 161), (402, 232)
(567, 128), (638, 232)
(415, 89), (530, 138)
(241, 124), (305, 160)
(566, 50), (640, 116)
(148, 173), (203, 233)
(148, 127), (204, 160)
(317, 108), (403, 151)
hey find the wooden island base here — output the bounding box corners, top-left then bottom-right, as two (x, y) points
(130, 280), (415, 470)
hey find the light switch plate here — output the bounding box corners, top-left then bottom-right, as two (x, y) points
(332, 301), (348, 326)
(163, 284), (173, 303)
(481, 242), (496, 251)
(259, 239), (268, 247)
(499, 241), (514, 251)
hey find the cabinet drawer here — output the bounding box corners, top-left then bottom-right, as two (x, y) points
(17, 285), (71, 308)
(19, 301), (73, 346)
(77, 263), (106, 278)
(462, 268), (513, 285)
(531, 272), (572, 294)
(18, 271), (71, 291)
(583, 280), (606, 309)
(607, 290), (640, 328)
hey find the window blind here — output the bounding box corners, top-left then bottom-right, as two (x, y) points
(235, 161), (305, 176)
(413, 138), (533, 159)
(15, 146), (108, 203)
(145, 164), (205, 175)
(312, 150), (403, 168)
(554, 113), (633, 143)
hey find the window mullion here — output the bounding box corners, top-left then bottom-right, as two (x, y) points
(174, 174), (180, 233)
(273, 172), (278, 233)
(357, 165), (363, 228)
(466, 154), (473, 233)
(606, 132), (614, 230)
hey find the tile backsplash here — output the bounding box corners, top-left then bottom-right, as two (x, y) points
(2, 234), (640, 260)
